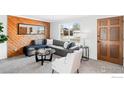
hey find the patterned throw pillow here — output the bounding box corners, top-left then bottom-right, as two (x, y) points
(64, 42), (70, 49)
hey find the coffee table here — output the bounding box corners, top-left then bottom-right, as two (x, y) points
(35, 48), (56, 65)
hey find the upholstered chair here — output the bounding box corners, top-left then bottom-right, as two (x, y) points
(52, 49), (83, 73)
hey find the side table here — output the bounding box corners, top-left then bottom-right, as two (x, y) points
(81, 46), (89, 61)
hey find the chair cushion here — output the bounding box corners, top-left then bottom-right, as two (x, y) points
(52, 58), (69, 73)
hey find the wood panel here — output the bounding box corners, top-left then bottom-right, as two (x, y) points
(97, 16), (123, 65)
(7, 16), (50, 57)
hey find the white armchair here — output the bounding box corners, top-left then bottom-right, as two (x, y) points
(52, 49), (83, 73)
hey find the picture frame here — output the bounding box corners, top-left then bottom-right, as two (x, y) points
(18, 23), (45, 35)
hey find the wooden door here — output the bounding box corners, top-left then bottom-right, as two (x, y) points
(97, 16), (123, 65)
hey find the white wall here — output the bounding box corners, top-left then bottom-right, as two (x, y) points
(50, 22), (61, 39)
(80, 16), (97, 59)
(50, 15), (117, 60)
(0, 15), (7, 60)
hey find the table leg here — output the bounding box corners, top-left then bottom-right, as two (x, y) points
(87, 48), (89, 60)
(35, 54), (39, 62)
(49, 54), (53, 61)
(41, 55), (44, 66)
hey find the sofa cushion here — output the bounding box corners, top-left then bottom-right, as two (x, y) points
(34, 39), (47, 45)
(53, 40), (65, 47)
(28, 45), (48, 50)
(49, 45), (64, 50)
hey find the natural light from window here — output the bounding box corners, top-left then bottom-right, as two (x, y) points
(60, 22), (80, 43)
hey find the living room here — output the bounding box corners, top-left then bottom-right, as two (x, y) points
(1, 0), (124, 93)
(0, 15), (124, 73)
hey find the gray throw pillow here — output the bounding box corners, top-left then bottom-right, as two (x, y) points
(68, 42), (75, 48)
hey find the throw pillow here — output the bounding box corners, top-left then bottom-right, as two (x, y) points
(68, 42), (75, 49)
(64, 42), (70, 49)
(42, 39), (47, 45)
(68, 42), (72, 48)
(47, 39), (53, 45)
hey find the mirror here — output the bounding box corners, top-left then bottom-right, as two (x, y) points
(18, 23), (45, 35)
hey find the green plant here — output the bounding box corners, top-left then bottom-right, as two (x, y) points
(0, 22), (8, 43)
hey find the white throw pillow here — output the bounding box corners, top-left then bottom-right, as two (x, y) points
(64, 42), (70, 49)
(47, 39), (53, 45)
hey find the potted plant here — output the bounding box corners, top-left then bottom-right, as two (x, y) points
(0, 22), (8, 43)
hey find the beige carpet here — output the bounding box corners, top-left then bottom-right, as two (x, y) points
(0, 55), (124, 73)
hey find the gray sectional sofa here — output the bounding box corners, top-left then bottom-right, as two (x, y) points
(23, 39), (79, 57)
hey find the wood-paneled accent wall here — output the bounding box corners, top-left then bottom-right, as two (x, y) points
(7, 16), (50, 57)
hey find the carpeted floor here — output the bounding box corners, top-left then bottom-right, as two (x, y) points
(0, 55), (124, 73)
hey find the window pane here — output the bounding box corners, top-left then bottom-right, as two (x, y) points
(60, 22), (80, 43)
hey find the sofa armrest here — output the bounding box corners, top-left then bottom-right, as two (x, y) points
(69, 46), (79, 50)
(23, 46), (36, 56)
(67, 46), (79, 53)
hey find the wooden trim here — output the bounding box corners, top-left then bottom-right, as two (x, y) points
(119, 16), (123, 65)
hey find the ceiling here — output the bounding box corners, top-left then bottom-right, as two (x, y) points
(18, 15), (85, 22)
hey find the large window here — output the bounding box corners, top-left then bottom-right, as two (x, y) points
(60, 22), (80, 43)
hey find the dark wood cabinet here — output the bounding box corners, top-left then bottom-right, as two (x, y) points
(97, 16), (123, 65)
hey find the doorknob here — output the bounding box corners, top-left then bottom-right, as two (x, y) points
(97, 41), (100, 43)
(97, 35), (100, 37)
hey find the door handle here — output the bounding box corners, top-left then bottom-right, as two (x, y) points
(97, 41), (100, 43)
(97, 35), (100, 37)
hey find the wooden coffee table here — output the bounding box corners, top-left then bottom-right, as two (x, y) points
(35, 48), (56, 65)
